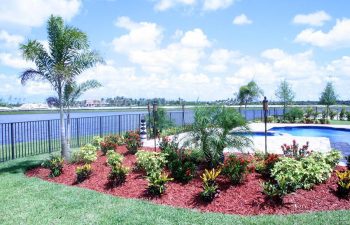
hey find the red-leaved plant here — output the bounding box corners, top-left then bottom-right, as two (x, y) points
(124, 131), (141, 154)
(281, 140), (312, 159)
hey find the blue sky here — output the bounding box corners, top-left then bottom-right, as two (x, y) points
(1, 0), (350, 103)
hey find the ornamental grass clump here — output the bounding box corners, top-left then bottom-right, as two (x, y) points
(76, 164), (92, 183)
(222, 154), (249, 184)
(124, 131), (141, 154)
(200, 168), (221, 202)
(336, 170), (350, 198)
(42, 155), (64, 177)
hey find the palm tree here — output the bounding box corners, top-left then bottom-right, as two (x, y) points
(19, 15), (103, 159)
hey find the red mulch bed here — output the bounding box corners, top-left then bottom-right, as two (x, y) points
(26, 146), (350, 216)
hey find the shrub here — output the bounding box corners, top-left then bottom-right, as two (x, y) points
(304, 107), (314, 120)
(284, 107), (304, 123)
(255, 153), (280, 178)
(100, 141), (117, 155)
(340, 107), (347, 121)
(72, 144), (97, 164)
(200, 168), (221, 202)
(336, 170), (350, 197)
(346, 155), (350, 169)
(329, 109), (337, 120)
(324, 150), (342, 168)
(135, 150), (167, 174)
(262, 179), (288, 204)
(108, 164), (129, 186)
(42, 155), (64, 177)
(281, 140), (311, 159)
(76, 164), (92, 183)
(124, 131), (141, 154)
(91, 136), (103, 149)
(147, 171), (173, 195)
(106, 150), (123, 167)
(222, 154), (249, 184)
(160, 137), (196, 182)
(346, 111), (350, 121)
(104, 134), (125, 146)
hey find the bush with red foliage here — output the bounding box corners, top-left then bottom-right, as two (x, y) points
(222, 154), (250, 184)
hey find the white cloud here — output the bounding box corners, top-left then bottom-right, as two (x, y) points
(293, 11), (331, 27)
(233, 14), (252, 25)
(112, 17), (163, 53)
(180, 28), (211, 48)
(0, 0), (81, 27)
(203, 0), (234, 11)
(0, 53), (34, 69)
(154, 0), (196, 11)
(0, 30), (24, 48)
(205, 49), (239, 73)
(295, 18), (350, 48)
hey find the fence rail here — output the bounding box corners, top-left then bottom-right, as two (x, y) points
(0, 106), (337, 162)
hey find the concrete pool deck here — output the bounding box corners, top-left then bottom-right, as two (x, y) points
(142, 122), (350, 155)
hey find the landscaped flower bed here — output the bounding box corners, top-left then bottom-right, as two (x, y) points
(26, 145), (350, 216)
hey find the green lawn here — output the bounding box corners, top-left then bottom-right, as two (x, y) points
(330, 120), (350, 125)
(0, 155), (349, 224)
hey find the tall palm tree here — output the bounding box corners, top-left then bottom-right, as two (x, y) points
(19, 15), (103, 159)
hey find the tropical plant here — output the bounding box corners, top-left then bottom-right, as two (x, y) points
(146, 171), (173, 195)
(124, 131), (141, 154)
(91, 136), (104, 149)
(336, 170), (350, 197)
(255, 153), (280, 178)
(200, 168), (221, 202)
(76, 164), (92, 183)
(19, 15), (103, 159)
(108, 164), (129, 186)
(106, 150), (124, 167)
(222, 154), (249, 184)
(319, 82), (337, 116)
(262, 179), (288, 204)
(284, 107), (304, 123)
(329, 109), (337, 120)
(135, 150), (167, 175)
(339, 107), (347, 121)
(236, 81), (264, 108)
(72, 144), (97, 164)
(100, 135), (123, 155)
(281, 140), (311, 159)
(42, 154), (64, 177)
(148, 107), (174, 138)
(189, 106), (252, 168)
(275, 79), (295, 117)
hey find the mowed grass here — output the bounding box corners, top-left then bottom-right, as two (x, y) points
(0, 155), (350, 225)
(330, 120), (350, 125)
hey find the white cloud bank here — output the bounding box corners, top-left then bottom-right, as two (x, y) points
(293, 11), (331, 27)
(153, 0), (235, 11)
(233, 14), (252, 25)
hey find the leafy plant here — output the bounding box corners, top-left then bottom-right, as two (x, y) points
(336, 170), (350, 197)
(108, 164), (129, 186)
(147, 171), (173, 195)
(106, 150), (124, 167)
(346, 155), (350, 169)
(200, 168), (221, 202)
(281, 140), (311, 159)
(222, 154), (249, 184)
(124, 131), (141, 154)
(91, 136), (104, 149)
(346, 111), (350, 121)
(100, 139), (117, 155)
(76, 164), (92, 183)
(329, 109), (337, 120)
(42, 155), (64, 177)
(339, 107), (347, 121)
(189, 106), (251, 168)
(72, 144), (97, 164)
(135, 150), (167, 174)
(284, 107), (304, 123)
(255, 153), (280, 178)
(148, 107), (174, 137)
(262, 179), (288, 204)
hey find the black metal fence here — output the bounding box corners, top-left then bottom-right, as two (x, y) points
(0, 106), (343, 162)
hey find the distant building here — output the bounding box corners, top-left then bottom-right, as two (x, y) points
(19, 103), (50, 110)
(84, 99), (101, 107)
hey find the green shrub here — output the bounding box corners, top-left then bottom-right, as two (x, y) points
(108, 164), (129, 186)
(106, 150), (124, 167)
(255, 153), (280, 178)
(262, 179), (288, 204)
(147, 171), (173, 195)
(346, 111), (350, 121)
(76, 164), (92, 183)
(100, 135), (124, 155)
(42, 155), (64, 177)
(324, 150), (342, 168)
(304, 107), (314, 119)
(340, 107), (347, 121)
(200, 168), (221, 202)
(91, 136), (103, 148)
(284, 107), (304, 123)
(124, 131), (141, 154)
(135, 150), (167, 175)
(222, 154), (249, 184)
(329, 109), (337, 120)
(72, 144), (97, 164)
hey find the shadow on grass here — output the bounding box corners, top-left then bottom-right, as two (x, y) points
(0, 159), (43, 175)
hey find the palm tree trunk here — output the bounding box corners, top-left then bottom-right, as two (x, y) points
(66, 107), (71, 151)
(59, 92), (69, 159)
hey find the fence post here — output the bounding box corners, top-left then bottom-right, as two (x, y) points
(10, 123), (15, 160)
(253, 110), (255, 120)
(76, 118), (80, 147)
(169, 112), (172, 124)
(47, 120), (52, 153)
(118, 115), (121, 135)
(261, 110), (263, 122)
(99, 117), (103, 138)
(138, 114), (141, 131)
(182, 107), (185, 127)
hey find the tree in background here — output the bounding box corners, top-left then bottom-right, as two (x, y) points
(20, 15), (103, 159)
(319, 82), (337, 116)
(275, 79), (295, 117)
(236, 81), (264, 108)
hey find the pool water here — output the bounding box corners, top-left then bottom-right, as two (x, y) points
(269, 126), (350, 156)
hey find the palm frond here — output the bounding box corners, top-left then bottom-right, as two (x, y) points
(19, 69), (43, 85)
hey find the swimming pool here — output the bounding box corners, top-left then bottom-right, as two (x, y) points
(269, 126), (350, 156)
